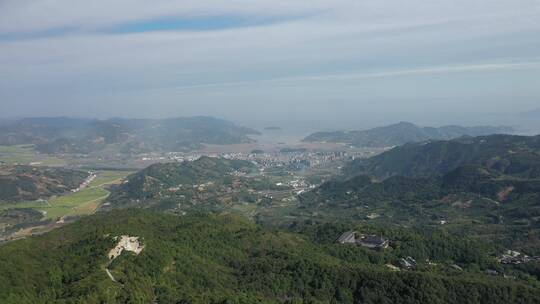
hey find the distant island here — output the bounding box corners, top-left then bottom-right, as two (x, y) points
(0, 116), (260, 154)
(303, 121), (513, 148)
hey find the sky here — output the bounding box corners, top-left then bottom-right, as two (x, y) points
(1, 0), (540, 131)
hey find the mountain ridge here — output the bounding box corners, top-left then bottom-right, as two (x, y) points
(343, 134), (540, 179)
(298, 134), (540, 253)
(303, 121), (514, 148)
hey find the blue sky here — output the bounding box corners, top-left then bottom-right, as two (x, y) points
(0, 0), (539, 130)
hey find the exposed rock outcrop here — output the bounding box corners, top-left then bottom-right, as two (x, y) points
(108, 235), (144, 260)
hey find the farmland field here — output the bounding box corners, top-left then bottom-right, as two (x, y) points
(0, 170), (132, 220)
(87, 170), (131, 187)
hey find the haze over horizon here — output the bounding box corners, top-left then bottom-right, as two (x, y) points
(1, 1), (540, 130)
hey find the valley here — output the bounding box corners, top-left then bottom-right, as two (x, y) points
(0, 117), (539, 303)
(0, 169), (132, 241)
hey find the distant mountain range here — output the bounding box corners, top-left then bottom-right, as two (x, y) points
(0, 116), (260, 154)
(303, 122), (513, 148)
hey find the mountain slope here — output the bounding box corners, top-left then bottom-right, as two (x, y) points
(104, 157), (258, 211)
(300, 134), (540, 253)
(344, 134), (540, 179)
(303, 122), (513, 148)
(0, 165), (89, 202)
(0, 209), (538, 303)
(303, 166), (540, 220)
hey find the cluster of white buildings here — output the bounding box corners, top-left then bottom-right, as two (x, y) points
(139, 150), (360, 170)
(499, 250), (539, 265)
(71, 171), (97, 193)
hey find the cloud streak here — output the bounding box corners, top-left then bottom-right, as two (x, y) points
(0, 0), (539, 128)
(129, 60), (540, 93)
(0, 0), (335, 34)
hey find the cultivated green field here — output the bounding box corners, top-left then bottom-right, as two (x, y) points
(47, 187), (109, 219)
(0, 186), (108, 220)
(0, 170), (131, 220)
(87, 170), (132, 187)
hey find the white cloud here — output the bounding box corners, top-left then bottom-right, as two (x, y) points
(0, 0), (337, 33)
(0, 0), (539, 124)
(1, 0), (538, 34)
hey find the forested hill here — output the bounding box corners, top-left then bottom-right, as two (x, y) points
(301, 166), (540, 246)
(1, 209), (538, 303)
(303, 121), (513, 148)
(344, 134), (540, 179)
(0, 116), (260, 154)
(0, 165), (89, 202)
(299, 134), (540, 254)
(104, 157), (256, 210)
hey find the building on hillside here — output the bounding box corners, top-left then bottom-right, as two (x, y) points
(336, 231), (389, 249)
(498, 250), (539, 265)
(397, 256), (417, 269)
(337, 231), (357, 244)
(358, 235), (389, 249)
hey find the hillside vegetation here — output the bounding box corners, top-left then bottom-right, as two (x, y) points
(0, 165), (89, 202)
(299, 134), (540, 254)
(1, 209), (538, 303)
(344, 134), (540, 179)
(104, 157), (282, 212)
